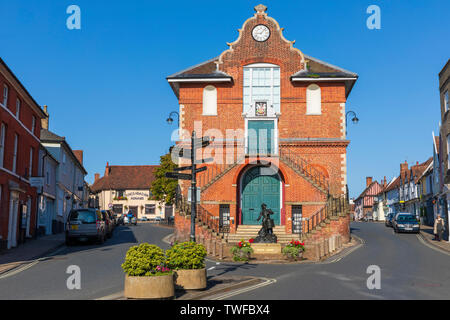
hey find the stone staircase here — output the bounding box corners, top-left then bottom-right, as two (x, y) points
(223, 225), (301, 244)
(279, 148), (329, 195)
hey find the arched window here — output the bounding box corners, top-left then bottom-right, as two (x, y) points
(306, 84), (321, 115)
(203, 85), (217, 115)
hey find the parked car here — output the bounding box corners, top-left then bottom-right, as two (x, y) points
(66, 209), (106, 245)
(117, 214), (124, 225)
(140, 216), (149, 221)
(124, 214), (137, 225)
(101, 210), (114, 238)
(385, 213), (395, 227)
(392, 213), (420, 233)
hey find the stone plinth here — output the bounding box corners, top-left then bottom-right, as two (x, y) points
(251, 243), (282, 255)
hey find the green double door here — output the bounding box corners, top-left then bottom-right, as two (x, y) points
(241, 166), (281, 225)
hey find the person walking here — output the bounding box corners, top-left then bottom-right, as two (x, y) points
(434, 214), (445, 241)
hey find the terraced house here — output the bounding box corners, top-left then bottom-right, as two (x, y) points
(0, 58), (46, 250)
(168, 5), (357, 251)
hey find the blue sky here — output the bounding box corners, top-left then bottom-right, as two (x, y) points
(1, 0), (449, 197)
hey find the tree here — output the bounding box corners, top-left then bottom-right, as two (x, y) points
(151, 152), (178, 205)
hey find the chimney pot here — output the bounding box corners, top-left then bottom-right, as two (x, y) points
(366, 177), (373, 187)
(94, 173), (100, 182)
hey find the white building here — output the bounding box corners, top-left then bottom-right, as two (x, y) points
(40, 122), (88, 232)
(90, 164), (173, 220)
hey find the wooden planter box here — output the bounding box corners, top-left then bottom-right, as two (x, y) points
(124, 274), (174, 299)
(174, 268), (207, 290)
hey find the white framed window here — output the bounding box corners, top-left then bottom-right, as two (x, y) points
(12, 134), (18, 173)
(29, 147), (33, 177)
(243, 63), (280, 113)
(2, 85), (8, 106)
(0, 123), (5, 168)
(203, 85), (217, 115)
(445, 90), (449, 112)
(447, 134), (450, 168)
(306, 84), (321, 115)
(31, 116), (36, 134)
(16, 99), (21, 119)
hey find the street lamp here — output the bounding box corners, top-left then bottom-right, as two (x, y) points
(167, 111), (179, 126)
(345, 111), (359, 135)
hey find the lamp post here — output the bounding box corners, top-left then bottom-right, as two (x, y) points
(166, 111), (180, 127)
(345, 111), (359, 135)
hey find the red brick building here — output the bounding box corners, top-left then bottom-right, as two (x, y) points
(0, 58), (46, 250)
(168, 5), (357, 245)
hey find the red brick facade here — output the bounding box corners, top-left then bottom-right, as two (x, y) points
(0, 58), (45, 249)
(168, 5), (357, 238)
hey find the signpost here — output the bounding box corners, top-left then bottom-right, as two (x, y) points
(165, 131), (213, 242)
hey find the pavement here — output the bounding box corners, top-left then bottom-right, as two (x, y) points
(418, 224), (450, 254)
(0, 233), (65, 275)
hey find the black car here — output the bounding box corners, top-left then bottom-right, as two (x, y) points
(393, 213), (420, 233)
(385, 213), (395, 227)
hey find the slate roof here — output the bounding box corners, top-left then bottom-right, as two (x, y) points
(40, 129), (87, 175)
(166, 57), (232, 80)
(90, 165), (160, 193)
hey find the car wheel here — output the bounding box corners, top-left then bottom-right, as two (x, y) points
(66, 237), (73, 246)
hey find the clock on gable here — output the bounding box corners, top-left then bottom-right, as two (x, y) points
(252, 24), (270, 42)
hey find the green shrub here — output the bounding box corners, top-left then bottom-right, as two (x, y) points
(121, 243), (171, 276)
(166, 241), (207, 270)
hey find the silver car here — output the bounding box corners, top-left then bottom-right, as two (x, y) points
(66, 209), (106, 245)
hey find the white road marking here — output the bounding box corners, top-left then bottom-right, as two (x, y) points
(207, 267), (216, 271)
(210, 278), (276, 300)
(0, 260), (40, 280)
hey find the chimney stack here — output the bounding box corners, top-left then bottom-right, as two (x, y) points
(94, 173), (100, 182)
(383, 176), (387, 188)
(41, 105), (49, 130)
(105, 162), (110, 177)
(366, 177), (373, 187)
(73, 150), (83, 165)
(400, 161), (409, 173)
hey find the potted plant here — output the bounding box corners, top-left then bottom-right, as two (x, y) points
(165, 241), (208, 290)
(230, 239), (254, 262)
(282, 240), (305, 261)
(122, 243), (174, 299)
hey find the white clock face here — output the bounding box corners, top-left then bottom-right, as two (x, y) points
(252, 25), (270, 42)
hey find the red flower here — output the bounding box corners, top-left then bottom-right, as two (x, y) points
(249, 238), (254, 243)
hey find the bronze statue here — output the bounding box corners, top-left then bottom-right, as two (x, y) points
(254, 203), (277, 243)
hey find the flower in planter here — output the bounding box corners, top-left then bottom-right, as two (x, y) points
(231, 239), (254, 262)
(282, 239), (306, 261)
(249, 238), (254, 244)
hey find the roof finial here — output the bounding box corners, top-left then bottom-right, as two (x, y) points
(254, 4), (267, 14)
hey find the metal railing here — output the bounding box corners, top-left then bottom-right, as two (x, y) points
(302, 194), (349, 234)
(197, 155), (245, 191)
(279, 148), (329, 193)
